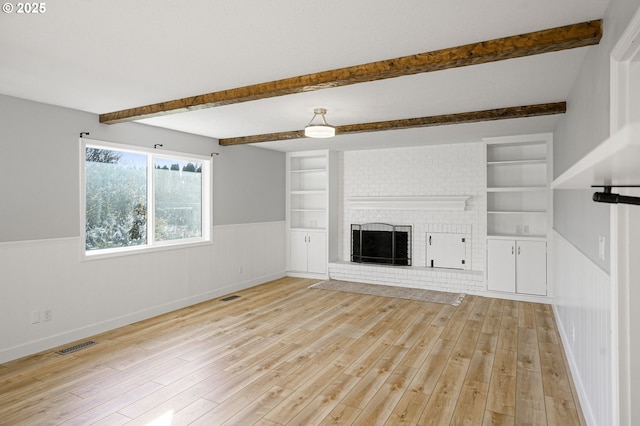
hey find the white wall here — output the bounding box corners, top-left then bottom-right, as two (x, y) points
(0, 95), (287, 363)
(551, 0), (640, 424)
(0, 94), (286, 242)
(214, 145), (285, 225)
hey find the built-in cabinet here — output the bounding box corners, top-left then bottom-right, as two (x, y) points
(484, 134), (552, 296)
(286, 150), (337, 277)
(290, 230), (326, 274)
(487, 239), (547, 295)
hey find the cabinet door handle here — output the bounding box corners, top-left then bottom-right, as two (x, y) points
(518, 246), (521, 255)
(512, 246), (515, 255)
(308, 235), (311, 243)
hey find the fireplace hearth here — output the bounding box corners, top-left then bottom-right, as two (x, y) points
(351, 223), (412, 266)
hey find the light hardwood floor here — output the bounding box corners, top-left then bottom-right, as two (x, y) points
(0, 277), (584, 425)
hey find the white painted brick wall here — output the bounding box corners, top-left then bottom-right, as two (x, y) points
(328, 261), (484, 293)
(332, 142), (486, 293)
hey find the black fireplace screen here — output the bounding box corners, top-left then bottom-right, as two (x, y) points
(351, 223), (412, 266)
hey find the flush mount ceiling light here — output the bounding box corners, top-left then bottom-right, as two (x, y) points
(304, 108), (335, 138)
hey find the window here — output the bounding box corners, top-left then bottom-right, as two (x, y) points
(81, 139), (211, 258)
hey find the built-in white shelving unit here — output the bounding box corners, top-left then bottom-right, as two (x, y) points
(486, 134), (551, 240)
(286, 150), (337, 278)
(484, 133), (552, 296)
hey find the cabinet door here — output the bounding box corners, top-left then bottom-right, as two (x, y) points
(516, 241), (547, 295)
(487, 239), (516, 292)
(290, 230), (308, 272)
(306, 231), (326, 274)
(426, 233), (465, 269)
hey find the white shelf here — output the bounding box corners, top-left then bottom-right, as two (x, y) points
(487, 187), (547, 192)
(488, 233), (547, 241)
(487, 159), (547, 166)
(488, 210), (547, 214)
(485, 139), (548, 147)
(552, 122), (640, 189)
(290, 155), (327, 173)
(290, 190), (326, 195)
(290, 168), (326, 173)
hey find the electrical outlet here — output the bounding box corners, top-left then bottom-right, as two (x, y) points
(44, 308), (52, 322)
(239, 265), (244, 274)
(31, 310), (40, 324)
(598, 236), (606, 261)
(523, 225), (529, 235)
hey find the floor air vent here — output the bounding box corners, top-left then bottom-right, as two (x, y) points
(57, 341), (97, 354)
(221, 295), (240, 302)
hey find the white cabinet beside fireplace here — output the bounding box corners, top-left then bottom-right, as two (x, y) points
(286, 150), (337, 278)
(290, 230), (327, 274)
(484, 133), (552, 298)
(487, 239), (547, 295)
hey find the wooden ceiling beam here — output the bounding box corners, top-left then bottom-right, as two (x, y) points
(100, 21), (600, 124)
(218, 102), (566, 145)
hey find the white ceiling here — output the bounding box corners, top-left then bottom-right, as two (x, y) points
(0, 0), (609, 152)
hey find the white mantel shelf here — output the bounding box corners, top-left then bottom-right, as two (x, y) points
(552, 122), (640, 189)
(347, 196), (470, 211)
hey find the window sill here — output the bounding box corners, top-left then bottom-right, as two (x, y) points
(81, 238), (212, 262)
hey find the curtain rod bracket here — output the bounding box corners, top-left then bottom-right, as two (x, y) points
(592, 185), (640, 206)
(211, 152), (219, 156)
(80, 132), (90, 138)
(154, 144), (163, 149)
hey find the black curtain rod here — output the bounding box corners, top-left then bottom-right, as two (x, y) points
(592, 185), (640, 206)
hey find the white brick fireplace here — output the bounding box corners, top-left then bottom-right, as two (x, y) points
(329, 142), (486, 293)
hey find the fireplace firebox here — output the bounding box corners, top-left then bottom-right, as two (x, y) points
(351, 223), (412, 266)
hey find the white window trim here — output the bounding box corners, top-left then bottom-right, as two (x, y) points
(80, 138), (213, 261)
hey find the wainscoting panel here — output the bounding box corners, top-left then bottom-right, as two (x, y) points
(0, 221), (286, 363)
(553, 230), (612, 426)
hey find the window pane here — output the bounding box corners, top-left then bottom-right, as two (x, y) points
(85, 148), (147, 251)
(154, 159), (202, 241)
